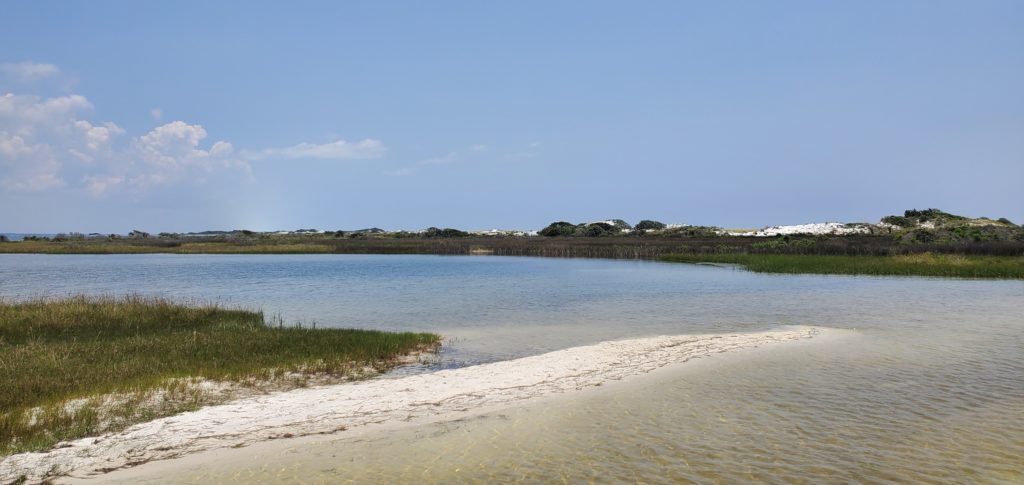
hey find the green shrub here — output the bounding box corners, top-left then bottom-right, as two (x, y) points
(635, 220), (666, 231)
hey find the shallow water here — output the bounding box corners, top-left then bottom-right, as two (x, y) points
(2, 254), (1022, 482)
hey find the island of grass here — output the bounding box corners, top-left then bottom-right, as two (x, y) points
(0, 296), (440, 457)
(660, 253), (1024, 279)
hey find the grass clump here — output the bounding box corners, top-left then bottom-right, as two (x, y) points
(0, 295), (440, 456)
(660, 253), (1024, 279)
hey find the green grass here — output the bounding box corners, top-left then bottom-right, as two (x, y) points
(660, 253), (1024, 279)
(0, 296), (440, 456)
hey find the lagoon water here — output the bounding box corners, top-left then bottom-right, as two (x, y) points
(2, 254), (1023, 482)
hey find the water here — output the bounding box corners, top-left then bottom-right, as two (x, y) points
(2, 254), (1022, 482)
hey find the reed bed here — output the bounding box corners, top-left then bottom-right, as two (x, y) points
(660, 253), (1024, 279)
(3, 235), (1023, 258)
(0, 296), (439, 456)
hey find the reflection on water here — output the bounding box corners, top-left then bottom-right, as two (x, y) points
(3, 254), (1022, 482)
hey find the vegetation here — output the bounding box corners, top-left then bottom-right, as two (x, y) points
(422, 227), (469, 238)
(0, 296), (440, 456)
(2, 208), (1022, 262)
(661, 253), (1024, 279)
(539, 219), (634, 237)
(635, 220), (666, 231)
(2, 232), (1024, 259)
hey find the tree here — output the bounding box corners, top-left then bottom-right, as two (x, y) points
(635, 220), (666, 231)
(539, 222), (577, 237)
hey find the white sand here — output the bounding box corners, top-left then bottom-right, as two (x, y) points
(1, 326), (820, 483)
(737, 222), (873, 237)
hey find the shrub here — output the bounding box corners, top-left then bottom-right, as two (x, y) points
(423, 227), (468, 238)
(903, 208), (966, 222)
(582, 224), (610, 237)
(539, 222), (577, 237)
(881, 215), (914, 227)
(605, 219), (633, 231)
(635, 220), (667, 231)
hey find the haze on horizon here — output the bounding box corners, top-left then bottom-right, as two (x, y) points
(1, 1), (1022, 234)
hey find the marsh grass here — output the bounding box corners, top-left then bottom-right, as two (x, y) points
(3, 234), (1023, 258)
(0, 296), (440, 456)
(661, 253), (1024, 278)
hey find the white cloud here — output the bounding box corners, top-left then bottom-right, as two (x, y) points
(150, 108), (163, 121)
(109, 121), (248, 192)
(383, 144), (489, 176)
(0, 132), (63, 191)
(0, 61), (61, 82)
(1, 87), (382, 196)
(0, 93), (110, 191)
(82, 174), (124, 196)
(243, 139), (386, 161)
(0, 93), (93, 136)
(0, 92), (246, 195)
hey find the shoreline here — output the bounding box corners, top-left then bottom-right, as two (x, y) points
(1, 326), (829, 483)
(3, 250), (1022, 279)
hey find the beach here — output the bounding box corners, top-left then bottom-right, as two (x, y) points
(1, 326), (824, 482)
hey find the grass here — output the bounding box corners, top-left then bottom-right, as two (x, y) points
(4, 235), (1023, 259)
(660, 253), (1024, 279)
(0, 295), (440, 456)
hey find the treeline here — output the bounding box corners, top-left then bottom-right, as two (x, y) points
(537, 219), (722, 237)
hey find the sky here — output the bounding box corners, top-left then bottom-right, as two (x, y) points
(1, 1), (1022, 233)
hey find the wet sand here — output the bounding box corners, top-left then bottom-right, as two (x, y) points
(1, 326), (825, 483)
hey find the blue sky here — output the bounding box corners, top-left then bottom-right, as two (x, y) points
(2, 1), (1022, 233)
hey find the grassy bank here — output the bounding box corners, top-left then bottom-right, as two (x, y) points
(0, 296), (440, 456)
(3, 235), (1024, 259)
(661, 253), (1024, 279)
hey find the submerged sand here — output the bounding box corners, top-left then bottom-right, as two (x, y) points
(1, 326), (821, 483)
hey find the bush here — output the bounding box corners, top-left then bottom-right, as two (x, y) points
(582, 224), (610, 237)
(881, 215), (914, 227)
(539, 222), (577, 237)
(423, 227), (468, 238)
(903, 208), (965, 222)
(635, 220), (666, 231)
(605, 219), (633, 231)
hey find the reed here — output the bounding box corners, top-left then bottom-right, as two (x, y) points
(3, 235), (1023, 258)
(0, 296), (440, 455)
(660, 253), (1024, 279)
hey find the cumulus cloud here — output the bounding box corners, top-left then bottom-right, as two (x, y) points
(0, 132), (63, 190)
(132, 121), (242, 173)
(0, 92), (247, 195)
(0, 61), (61, 82)
(1, 75), (384, 196)
(243, 139), (385, 161)
(0, 93), (116, 191)
(77, 121), (247, 195)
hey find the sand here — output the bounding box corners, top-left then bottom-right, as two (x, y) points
(1, 326), (821, 483)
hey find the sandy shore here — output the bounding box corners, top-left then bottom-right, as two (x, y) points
(1, 326), (821, 483)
